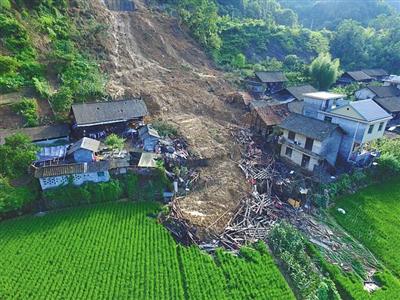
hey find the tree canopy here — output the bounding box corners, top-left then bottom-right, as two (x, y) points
(309, 53), (340, 91)
(0, 133), (38, 179)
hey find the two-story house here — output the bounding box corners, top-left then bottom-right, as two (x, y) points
(278, 114), (344, 172)
(317, 99), (392, 163)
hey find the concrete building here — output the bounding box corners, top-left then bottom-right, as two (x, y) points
(317, 99), (392, 163)
(302, 92), (346, 119)
(278, 114), (343, 172)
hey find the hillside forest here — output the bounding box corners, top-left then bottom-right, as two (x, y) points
(154, 0), (400, 83)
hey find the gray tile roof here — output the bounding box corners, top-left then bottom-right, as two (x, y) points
(72, 99), (148, 126)
(367, 86), (400, 98)
(345, 71), (372, 81)
(280, 113), (341, 141)
(67, 137), (100, 155)
(0, 124), (70, 145)
(286, 85), (317, 100)
(34, 161), (110, 178)
(255, 71), (287, 83)
(349, 99), (392, 121)
(361, 69), (388, 77)
(373, 97), (400, 113)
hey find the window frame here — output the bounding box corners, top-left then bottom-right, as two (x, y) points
(368, 124), (374, 134)
(285, 146), (293, 158)
(288, 131), (296, 141)
(378, 122), (384, 132)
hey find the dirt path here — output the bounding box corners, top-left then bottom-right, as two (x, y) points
(89, 0), (249, 231)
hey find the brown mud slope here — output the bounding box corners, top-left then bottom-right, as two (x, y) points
(89, 0), (249, 231)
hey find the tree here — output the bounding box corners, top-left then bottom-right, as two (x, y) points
(231, 53), (246, 68)
(309, 53), (340, 90)
(105, 134), (125, 151)
(331, 20), (369, 69)
(0, 133), (38, 179)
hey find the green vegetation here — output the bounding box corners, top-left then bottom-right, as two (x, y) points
(0, 202), (294, 299)
(269, 222), (340, 299)
(332, 178), (400, 279)
(153, 120), (179, 137)
(12, 98), (39, 127)
(0, 1), (106, 116)
(105, 133), (125, 151)
(309, 53), (340, 90)
(0, 133), (38, 179)
(157, 0), (400, 84)
(0, 176), (39, 215)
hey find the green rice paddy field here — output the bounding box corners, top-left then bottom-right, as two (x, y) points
(0, 202), (294, 300)
(332, 178), (400, 278)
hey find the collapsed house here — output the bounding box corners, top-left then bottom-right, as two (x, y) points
(248, 100), (290, 138)
(245, 71), (288, 97)
(70, 99), (148, 138)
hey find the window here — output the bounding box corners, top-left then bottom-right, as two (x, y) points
(301, 154), (311, 168)
(288, 131), (296, 141)
(305, 138), (314, 151)
(378, 122), (384, 132)
(324, 116), (332, 123)
(368, 124), (374, 134)
(285, 147), (293, 158)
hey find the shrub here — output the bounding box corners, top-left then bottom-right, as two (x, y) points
(0, 73), (25, 93)
(32, 77), (53, 98)
(152, 120), (178, 137)
(0, 55), (20, 74)
(105, 134), (125, 151)
(0, 133), (38, 179)
(50, 86), (73, 113)
(12, 98), (39, 127)
(0, 176), (39, 215)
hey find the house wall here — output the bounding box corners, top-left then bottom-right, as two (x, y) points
(361, 120), (388, 142)
(73, 149), (94, 163)
(320, 130), (342, 166)
(282, 129), (322, 154)
(280, 144), (319, 172)
(39, 171), (110, 190)
(303, 97), (326, 118)
(355, 88), (375, 100)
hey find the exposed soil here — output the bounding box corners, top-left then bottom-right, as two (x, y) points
(88, 0), (249, 231)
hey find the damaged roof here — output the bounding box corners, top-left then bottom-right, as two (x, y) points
(34, 161), (110, 178)
(72, 99), (148, 127)
(374, 97), (400, 113)
(67, 137), (100, 155)
(280, 113), (342, 141)
(366, 85), (400, 98)
(251, 101), (290, 126)
(0, 124), (70, 145)
(255, 71), (287, 83)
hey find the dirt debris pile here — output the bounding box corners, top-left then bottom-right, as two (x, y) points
(88, 0), (248, 229)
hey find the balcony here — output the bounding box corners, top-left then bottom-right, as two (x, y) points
(278, 136), (321, 159)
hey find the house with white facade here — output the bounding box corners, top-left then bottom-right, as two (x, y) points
(278, 114), (344, 172)
(34, 161), (111, 190)
(317, 99), (392, 164)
